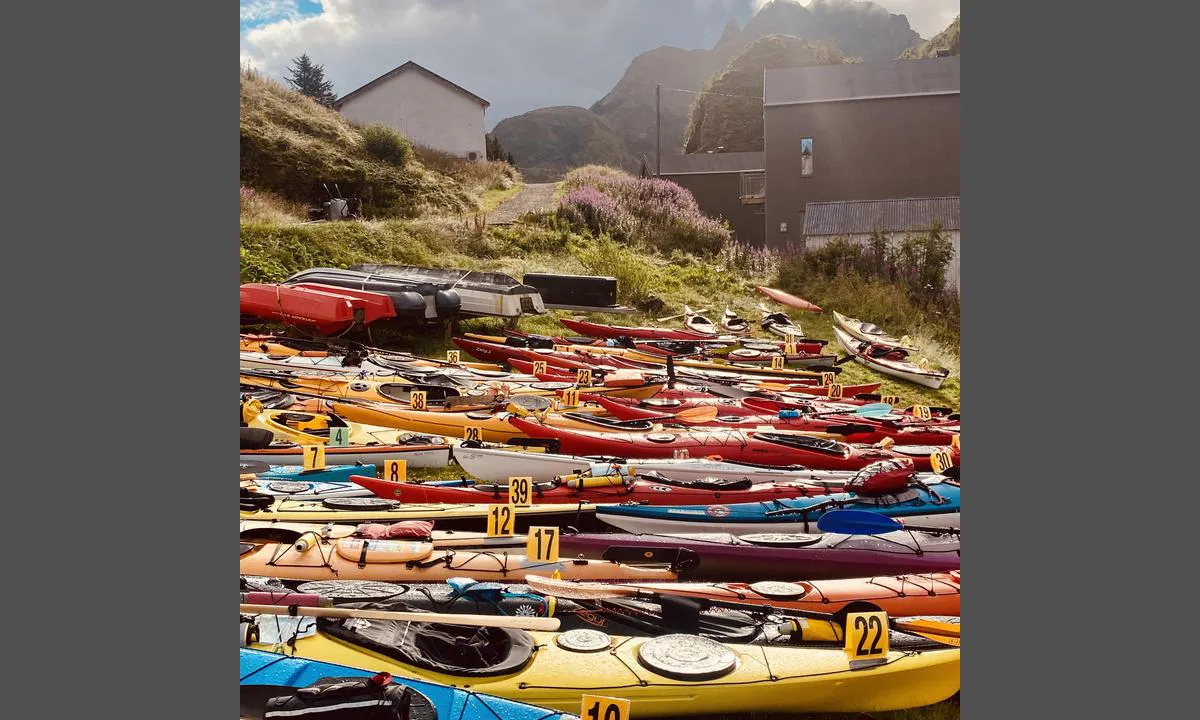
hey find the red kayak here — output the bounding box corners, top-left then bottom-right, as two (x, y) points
(505, 416), (954, 471)
(289, 283), (396, 325)
(350, 473), (848, 506)
(240, 283), (365, 334)
(756, 286), (822, 312)
(452, 337), (597, 370)
(560, 317), (733, 342)
(590, 396), (959, 446)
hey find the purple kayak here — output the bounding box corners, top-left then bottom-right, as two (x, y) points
(559, 528), (960, 581)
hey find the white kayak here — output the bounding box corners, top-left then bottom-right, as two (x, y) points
(831, 311), (918, 351)
(594, 510), (962, 537)
(451, 444), (946, 486)
(832, 326), (950, 389)
(242, 480), (373, 501)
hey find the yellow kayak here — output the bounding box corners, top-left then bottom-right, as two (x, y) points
(243, 402), (425, 447)
(244, 616), (959, 717)
(239, 497), (599, 525)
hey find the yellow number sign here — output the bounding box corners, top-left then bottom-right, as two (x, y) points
(301, 445), (325, 471)
(446, 350), (461, 364)
(771, 355), (785, 370)
(951, 434), (960, 451)
(553, 345), (570, 353)
(562, 388), (580, 408)
(911, 405), (932, 420)
(532, 360), (548, 375)
(845, 611), (890, 668)
(576, 368), (593, 386)
(930, 450), (954, 475)
(384, 460), (407, 483)
(827, 383), (844, 400)
(821, 372), (835, 387)
(409, 390), (427, 411)
(581, 695), (630, 720)
(486, 504), (515, 537)
(784, 336), (797, 355)
(526, 526), (560, 562)
(508, 476), (533, 507)
(880, 394), (901, 406)
(463, 426), (482, 442)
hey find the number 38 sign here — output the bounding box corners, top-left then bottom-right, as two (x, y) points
(845, 611), (889, 669)
(581, 695), (630, 720)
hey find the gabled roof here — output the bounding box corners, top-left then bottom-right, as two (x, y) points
(765, 56), (959, 107)
(659, 152), (764, 175)
(334, 60), (489, 109)
(803, 197), (960, 235)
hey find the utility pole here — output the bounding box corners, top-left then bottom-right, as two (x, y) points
(655, 83), (661, 177)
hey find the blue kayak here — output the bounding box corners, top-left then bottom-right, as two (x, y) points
(240, 647), (574, 720)
(595, 480), (960, 535)
(259, 463), (377, 484)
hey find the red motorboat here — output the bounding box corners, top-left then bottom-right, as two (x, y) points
(239, 283), (365, 335)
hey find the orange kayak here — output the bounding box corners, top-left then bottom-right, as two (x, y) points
(757, 286), (822, 313)
(239, 536), (679, 583)
(566, 571), (961, 617)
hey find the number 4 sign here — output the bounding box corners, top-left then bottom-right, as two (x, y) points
(581, 695), (630, 720)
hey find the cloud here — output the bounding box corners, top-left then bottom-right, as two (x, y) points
(240, 1), (958, 128)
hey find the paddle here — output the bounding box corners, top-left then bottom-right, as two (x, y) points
(817, 509), (960, 537)
(522, 575), (958, 645)
(657, 308), (710, 322)
(239, 603), (560, 632)
(633, 404), (721, 425)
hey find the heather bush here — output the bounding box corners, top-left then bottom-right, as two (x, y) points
(556, 166), (731, 255)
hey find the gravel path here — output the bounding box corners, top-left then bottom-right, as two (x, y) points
(488, 182), (558, 224)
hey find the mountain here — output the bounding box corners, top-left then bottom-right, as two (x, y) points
(900, 15), (960, 59)
(683, 36), (851, 154)
(492, 1), (925, 179)
(490, 106), (637, 183)
(590, 46), (722, 163)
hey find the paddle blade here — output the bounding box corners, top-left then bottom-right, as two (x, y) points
(674, 405), (720, 423)
(896, 618), (960, 640)
(816, 509), (904, 535)
(853, 403), (893, 418)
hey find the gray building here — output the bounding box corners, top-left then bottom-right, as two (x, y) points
(763, 56), (960, 247)
(658, 152), (766, 246)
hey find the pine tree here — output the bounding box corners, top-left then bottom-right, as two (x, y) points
(286, 53), (337, 107)
(505, 152), (515, 166)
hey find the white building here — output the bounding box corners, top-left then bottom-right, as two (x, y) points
(333, 61), (489, 160)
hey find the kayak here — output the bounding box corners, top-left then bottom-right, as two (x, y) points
(595, 479), (961, 535)
(318, 401), (531, 444)
(349, 471), (849, 507)
(590, 396), (960, 445)
(531, 570), (962, 618)
(833, 310), (919, 350)
(240, 283), (365, 334)
(289, 282), (397, 325)
(340, 579), (951, 649)
(257, 463), (376, 484)
(558, 528), (960, 581)
(242, 602), (960, 717)
(238, 520), (527, 550)
(833, 326), (951, 389)
(239, 334), (505, 371)
(243, 480), (374, 501)
(240, 647), (574, 720)
(759, 307), (807, 339)
(239, 536), (678, 583)
(756, 285), (822, 312)
(560, 317), (738, 342)
(239, 496), (601, 528)
(721, 308), (749, 334)
(241, 440), (451, 469)
(682, 305), (719, 335)
(504, 416), (954, 471)
(451, 443), (951, 484)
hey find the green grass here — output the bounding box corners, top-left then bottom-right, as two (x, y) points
(476, 182), (525, 214)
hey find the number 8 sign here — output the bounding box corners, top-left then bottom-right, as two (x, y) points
(581, 695), (630, 720)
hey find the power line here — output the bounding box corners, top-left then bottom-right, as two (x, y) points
(660, 87), (763, 101)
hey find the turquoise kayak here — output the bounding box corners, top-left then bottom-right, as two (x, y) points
(257, 463), (377, 484)
(595, 479), (960, 535)
(240, 647), (574, 720)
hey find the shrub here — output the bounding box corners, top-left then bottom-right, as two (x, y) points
(361, 124), (414, 167)
(574, 235), (659, 307)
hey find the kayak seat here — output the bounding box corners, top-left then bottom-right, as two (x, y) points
(562, 412), (654, 431)
(754, 433), (846, 455)
(641, 473), (754, 492)
(317, 601), (535, 677)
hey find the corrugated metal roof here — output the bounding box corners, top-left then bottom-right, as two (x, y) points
(764, 57), (959, 106)
(659, 152), (764, 175)
(803, 197), (960, 235)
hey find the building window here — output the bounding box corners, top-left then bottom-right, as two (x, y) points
(800, 138), (813, 177)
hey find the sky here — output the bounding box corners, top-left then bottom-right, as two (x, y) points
(241, 1), (960, 130)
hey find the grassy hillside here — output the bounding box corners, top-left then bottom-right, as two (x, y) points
(683, 36), (851, 153)
(715, 1), (921, 63)
(239, 68), (517, 218)
(900, 15), (960, 59)
(490, 106), (637, 183)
